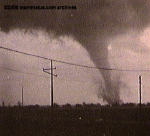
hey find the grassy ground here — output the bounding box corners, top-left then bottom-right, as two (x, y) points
(0, 106), (150, 136)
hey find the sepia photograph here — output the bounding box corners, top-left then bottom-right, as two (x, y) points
(0, 0), (150, 135)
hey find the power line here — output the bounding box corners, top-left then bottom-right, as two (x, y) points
(0, 66), (91, 83)
(0, 66), (101, 84)
(0, 66), (49, 78)
(0, 46), (111, 70)
(1, 46), (150, 72)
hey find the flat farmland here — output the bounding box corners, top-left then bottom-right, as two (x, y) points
(0, 105), (150, 136)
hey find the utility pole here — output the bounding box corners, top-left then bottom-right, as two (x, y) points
(2, 101), (4, 107)
(139, 76), (141, 112)
(43, 60), (57, 107)
(51, 60), (54, 107)
(22, 86), (23, 107)
(139, 75), (142, 134)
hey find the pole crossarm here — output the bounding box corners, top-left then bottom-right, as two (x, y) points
(43, 67), (56, 70)
(43, 60), (57, 107)
(43, 68), (57, 77)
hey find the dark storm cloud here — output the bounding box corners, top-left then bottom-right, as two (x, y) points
(0, 0), (150, 104)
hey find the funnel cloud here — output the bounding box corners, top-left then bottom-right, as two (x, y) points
(0, 0), (150, 104)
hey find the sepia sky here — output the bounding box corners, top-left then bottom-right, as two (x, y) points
(0, 0), (150, 106)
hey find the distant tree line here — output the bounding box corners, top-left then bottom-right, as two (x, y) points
(1, 101), (150, 109)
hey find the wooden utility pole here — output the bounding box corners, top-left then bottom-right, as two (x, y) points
(51, 60), (53, 107)
(22, 86), (23, 107)
(139, 75), (142, 134)
(139, 76), (141, 112)
(43, 60), (57, 107)
(2, 101), (4, 107)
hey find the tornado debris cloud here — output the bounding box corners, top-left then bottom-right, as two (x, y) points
(0, 0), (150, 104)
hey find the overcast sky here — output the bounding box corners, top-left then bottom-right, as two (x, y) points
(0, 30), (103, 105)
(1, 27), (150, 106)
(0, 0), (150, 106)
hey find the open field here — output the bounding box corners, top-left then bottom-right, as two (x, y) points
(0, 105), (150, 136)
